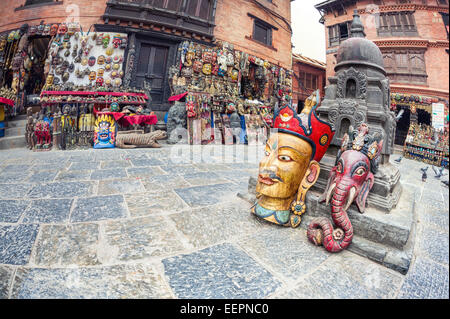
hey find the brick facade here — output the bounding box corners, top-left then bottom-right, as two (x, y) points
(0, 0), (293, 71)
(291, 53), (326, 112)
(316, 0), (449, 100)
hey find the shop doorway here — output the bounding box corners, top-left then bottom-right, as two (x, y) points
(133, 36), (178, 112)
(24, 36), (51, 96)
(394, 106), (410, 145)
(417, 108), (431, 126)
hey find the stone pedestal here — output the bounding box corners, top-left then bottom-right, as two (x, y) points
(239, 175), (415, 274)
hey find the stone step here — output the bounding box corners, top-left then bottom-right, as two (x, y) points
(4, 125), (25, 137)
(241, 175), (416, 274)
(4, 119), (27, 128)
(0, 135), (27, 150)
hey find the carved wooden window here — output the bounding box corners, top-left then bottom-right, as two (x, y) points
(299, 71), (318, 90)
(25, 0), (55, 4)
(328, 21), (351, 47)
(151, 0), (182, 11)
(186, 0), (211, 20)
(378, 12), (418, 37)
(382, 50), (427, 84)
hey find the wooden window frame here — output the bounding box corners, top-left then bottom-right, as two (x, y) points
(382, 50), (428, 85)
(328, 21), (351, 47)
(377, 12), (418, 37)
(16, 0), (62, 11)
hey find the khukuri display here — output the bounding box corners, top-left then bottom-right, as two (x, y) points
(307, 123), (384, 252)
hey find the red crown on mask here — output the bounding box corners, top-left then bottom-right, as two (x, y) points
(273, 102), (335, 162)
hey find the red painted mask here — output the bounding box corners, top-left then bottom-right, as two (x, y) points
(308, 124), (384, 253)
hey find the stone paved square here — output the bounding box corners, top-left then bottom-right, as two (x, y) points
(22, 199), (73, 224)
(70, 195), (128, 222)
(0, 224), (39, 265)
(0, 146), (448, 300)
(162, 243), (282, 298)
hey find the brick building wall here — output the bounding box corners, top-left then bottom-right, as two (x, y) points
(214, 0), (293, 69)
(316, 0), (449, 99)
(291, 53), (326, 112)
(0, 0), (107, 32)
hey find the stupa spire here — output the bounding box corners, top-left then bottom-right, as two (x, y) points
(350, 9), (366, 38)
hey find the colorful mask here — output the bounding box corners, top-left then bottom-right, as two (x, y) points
(120, 37), (127, 50)
(97, 68), (104, 77)
(106, 47), (114, 56)
(50, 24), (59, 36)
(307, 123), (383, 253)
(98, 55), (105, 65)
(113, 63), (120, 70)
(96, 77), (104, 87)
(105, 78), (111, 86)
(102, 34), (110, 49)
(202, 63), (211, 75)
(29, 26), (37, 36)
(193, 60), (203, 73)
(110, 102), (119, 112)
(105, 64), (111, 71)
(95, 33), (103, 45)
(230, 69), (239, 82)
(94, 114), (116, 149)
(112, 34), (122, 48)
(57, 24), (68, 35)
(89, 71), (96, 81)
(7, 31), (16, 43)
(88, 56), (96, 67)
(114, 78), (121, 87)
(253, 91), (334, 228)
(67, 22), (78, 36)
(211, 64), (219, 76)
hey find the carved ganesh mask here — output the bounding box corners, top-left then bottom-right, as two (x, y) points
(307, 123), (384, 253)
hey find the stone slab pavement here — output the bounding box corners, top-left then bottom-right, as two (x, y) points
(0, 145), (448, 299)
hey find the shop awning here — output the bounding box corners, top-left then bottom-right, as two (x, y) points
(168, 92), (188, 102)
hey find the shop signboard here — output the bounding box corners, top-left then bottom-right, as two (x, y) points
(432, 102), (445, 131)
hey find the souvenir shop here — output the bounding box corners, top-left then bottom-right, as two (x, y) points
(0, 22), (157, 150)
(390, 93), (449, 168)
(168, 40), (293, 145)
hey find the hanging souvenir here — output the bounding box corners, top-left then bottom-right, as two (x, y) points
(211, 63), (219, 76)
(105, 78), (112, 86)
(193, 60), (203, 73)
(89, 71), (96, 81)
(97, 68), (105, 77)
(50, 24), (59, 36)
(110, 102), (119, 112)
(114, 78), (122, 87)
(226, 52), (234, 67)
(98, 55), (105, 65)
(202, 63), (212, 75)
(119, 71), (124, 78)
(88, 56), (96, 67)
(29, 26), (38, 36)
(105, 64), (111, 71)
(74, 55), (81, 64)
(102, 34), (110, 49)
(230, 68), (239, 82)
(67, 22), (78, 36)
(75, 68), (83, 78)
(81, 57), (88, 66)
(106, 46), (114, 56)
(105, 57), (112, 64)
(113, 63), (120, 70)
(64, 50), (71, 57)
(113, 34), (122, 48)
(62, 72), (70, 82)
(68, 63), (75, 73)
(120, 36), (127, 50)
(111, 70), (118, 78)
(57, 24), (68, 35)
(202, 49), (213, 64)
(96, 34), (103, 46)
(96, 77), (104, 87)
(7, 31), (15, 43)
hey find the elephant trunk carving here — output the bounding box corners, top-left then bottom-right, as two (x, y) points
(307, 123), (384, 253)
(307, 178), (355, 252)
